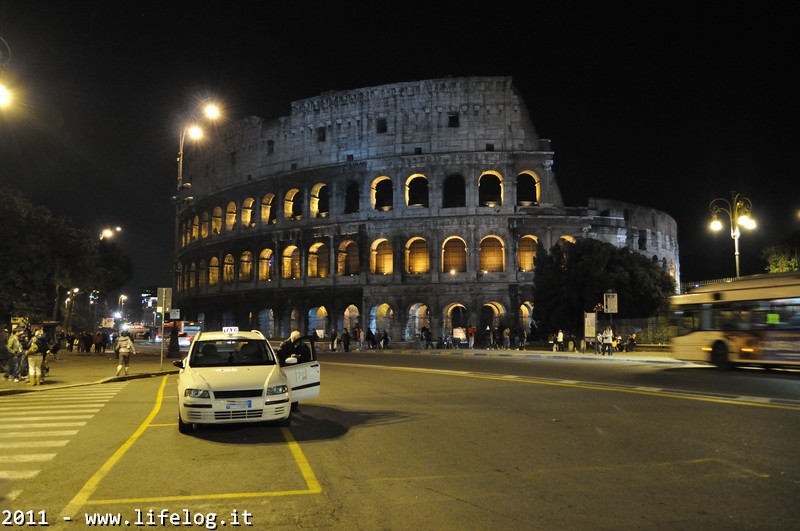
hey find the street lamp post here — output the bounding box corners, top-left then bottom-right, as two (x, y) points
(709, 191), (756, 277)
(171, 102), (221, 284)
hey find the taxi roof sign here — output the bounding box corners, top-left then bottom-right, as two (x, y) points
(222, 326), (239, 334)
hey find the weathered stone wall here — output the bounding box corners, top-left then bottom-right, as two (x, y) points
(174, 77), (679, 342)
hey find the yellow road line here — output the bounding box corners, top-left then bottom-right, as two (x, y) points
(63, 375), (321, 509)
(60, 375), (169, 519)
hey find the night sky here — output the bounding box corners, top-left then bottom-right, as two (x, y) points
(1, 2), (797, 300)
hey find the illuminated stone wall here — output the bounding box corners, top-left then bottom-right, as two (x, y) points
(175, 77), (679, 341)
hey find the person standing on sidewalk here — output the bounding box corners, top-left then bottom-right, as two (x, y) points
(3, 328), (24, 382)
(602, 326), (614, 356)
(114, 330), (136, 376)
(26, 329), (47, 386)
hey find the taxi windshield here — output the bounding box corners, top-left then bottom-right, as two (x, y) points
(190, 340), (275, 367)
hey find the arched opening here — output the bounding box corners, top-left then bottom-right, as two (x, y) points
(343, 304), (360, 334)
(209, 256), (220, 286)
(478, 171), (503, 207)
(308, 306), (329, 338)
(225, 202), (237, 231)
(284, 189), (303, 220)
(371, 176), (393, 211)
(338, 240), (360, 276)
(405, 237), (429, 274)
(370, 238), (393, 274)
(261, 193), (276, 224)
(223, 253), (235, 284)
(405, 303), (429, 341)
(241, 197), (256, 228)
(191, 215), (199, 242)
(310, 183), (330, 218)
(516, 171), (540, 205)
(258, 249), (274, 281)
(188, 262), (197, 289)
(258, 308), (275, 338)
(442, 236), (467, 273)
(479, 236), (505, 272)
(200, 211), (210, 238)
(211, 207), (223, 235)
(443, 303), (468, 340)
(405, 174), (429, 207)
(308, 242), (330, 278)
(239, 251), (253, 282)
(369, 303), (394, 338)
(282, 246), (301, 279)
(198, 259), (207, 287)
(518, 235), (538, 272)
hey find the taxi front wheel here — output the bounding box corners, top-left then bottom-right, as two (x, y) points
(178, 415), (194, 434)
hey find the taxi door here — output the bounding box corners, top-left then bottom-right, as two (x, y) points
(282, 336), (320, 403)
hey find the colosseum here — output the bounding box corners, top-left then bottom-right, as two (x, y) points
(174, 76), (679, 344)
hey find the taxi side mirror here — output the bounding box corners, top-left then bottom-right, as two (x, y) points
(173, 360), (184, 369)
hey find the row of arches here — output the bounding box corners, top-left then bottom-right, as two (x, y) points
(177, 233), (565, 291)
(200, 299), (536, 343)
(180, 170), (541, 248)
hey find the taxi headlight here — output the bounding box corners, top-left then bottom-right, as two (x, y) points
(266, 385), (288, 395)
(184, 388), (210, 398)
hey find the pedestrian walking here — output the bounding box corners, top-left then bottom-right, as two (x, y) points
(342, 328), (351, 352)
(467, 325), (476, 349)
(114, 330), (136, 376)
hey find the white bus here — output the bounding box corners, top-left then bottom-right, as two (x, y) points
(670, 272), (800, 369)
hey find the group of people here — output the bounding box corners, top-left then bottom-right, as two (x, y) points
(328, 326), (389, 351)
(2, 326), (53, 385)
(594, 327), (637, 355)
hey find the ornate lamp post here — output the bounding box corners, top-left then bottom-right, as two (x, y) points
(709, 191), (756, 277)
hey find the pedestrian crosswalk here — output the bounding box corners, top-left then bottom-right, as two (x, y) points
(0, 384), (127, 502)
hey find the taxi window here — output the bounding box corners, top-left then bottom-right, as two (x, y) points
(191, 340), (275, 367)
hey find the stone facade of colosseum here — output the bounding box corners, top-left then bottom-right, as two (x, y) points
(174, 76), (679, 343)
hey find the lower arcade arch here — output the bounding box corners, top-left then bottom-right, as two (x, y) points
(405, 303), (430, 340)
(369, 303), (394, 336)
(442, 303), (468, 337)
(308, 306), (329, 338)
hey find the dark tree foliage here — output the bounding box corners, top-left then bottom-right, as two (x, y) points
(762, 230), (800, 273)
(0, 188), (132, 325)
(532, 238), (676, 335)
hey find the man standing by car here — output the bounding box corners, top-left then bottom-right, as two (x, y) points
(278, 331), (309, 364)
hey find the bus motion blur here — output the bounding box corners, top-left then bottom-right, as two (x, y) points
(150, 321), (202, 348)
(670, 271), (800, 369)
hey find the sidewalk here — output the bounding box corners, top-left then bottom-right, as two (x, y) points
(0, 345), (681, 396)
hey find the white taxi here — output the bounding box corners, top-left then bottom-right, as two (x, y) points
(173, 327), (320, 433)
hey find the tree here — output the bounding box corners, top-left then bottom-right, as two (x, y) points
(532, 238), (676, 335)
(762, 231), (800, 273)
(0, 188), (133, 326)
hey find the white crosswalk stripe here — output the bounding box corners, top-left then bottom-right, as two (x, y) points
(0, 383), (127, 501)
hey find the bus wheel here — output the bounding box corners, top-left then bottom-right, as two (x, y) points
(711, 343), (731, 370)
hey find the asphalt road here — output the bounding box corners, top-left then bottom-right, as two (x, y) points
(3, 352), (799, 530)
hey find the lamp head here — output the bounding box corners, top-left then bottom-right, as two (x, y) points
(710, 217), (723, 231)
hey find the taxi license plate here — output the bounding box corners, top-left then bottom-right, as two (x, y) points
(225, 400), (252, 410)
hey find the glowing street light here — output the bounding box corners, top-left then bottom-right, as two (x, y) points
(0, 84), (9, 107)
(118, 294), (128, 315)
(709, 191), (756, 277)
(100, 226), (122, 240)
